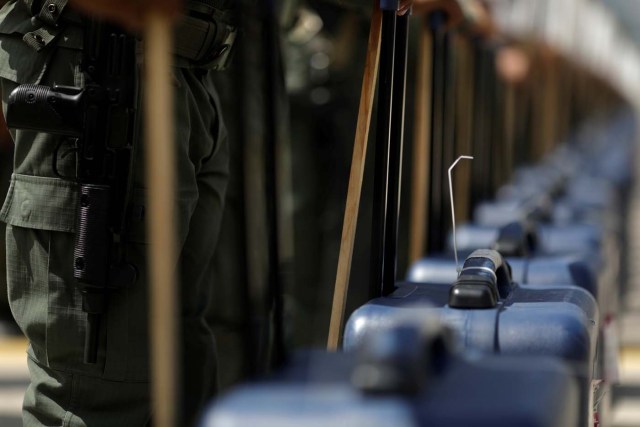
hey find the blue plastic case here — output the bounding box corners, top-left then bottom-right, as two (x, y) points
(344, 250), (599, 425)
(201, 323), (580, 427)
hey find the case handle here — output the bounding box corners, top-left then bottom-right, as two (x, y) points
(449, 249), (513, 308)
(493, 221), (538, 257)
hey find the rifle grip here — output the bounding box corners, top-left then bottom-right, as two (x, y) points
(6, 84), (84, 137)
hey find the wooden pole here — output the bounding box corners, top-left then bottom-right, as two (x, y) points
(327, 3), (382, 351)
(453, 36), (473, 222)
(144, 13), (178, 427)
(409, 18), (433, 264)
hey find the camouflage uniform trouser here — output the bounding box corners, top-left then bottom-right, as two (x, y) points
(0, 2), (229, 425)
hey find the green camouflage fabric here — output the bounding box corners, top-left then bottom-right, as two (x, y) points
(0, 1), (229, 426)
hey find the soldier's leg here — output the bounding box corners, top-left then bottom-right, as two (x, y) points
(174, 68), (229, 423)
(207, 66), (257, 391)
(2, 37), (227, 427)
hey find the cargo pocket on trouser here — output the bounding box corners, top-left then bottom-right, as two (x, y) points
(1, 174), (112, 377)
(5, 224), (51, 363)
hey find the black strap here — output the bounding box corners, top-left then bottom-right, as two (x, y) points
(382, 14), (409, 296)
(369, 8), (411, 299)
(38, 0), (68, 26)
(22, 0), (69, 26)
(20, 0), (73, 52)
(369, 8), (397, 300)
(22, 26), (57, 51)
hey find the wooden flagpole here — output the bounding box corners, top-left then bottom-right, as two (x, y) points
(327, 2), (382, 350)
(409, 17), (433, 264)
(144, 12), (179, 427)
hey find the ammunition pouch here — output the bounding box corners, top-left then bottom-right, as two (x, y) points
(21, 0), (237, 71)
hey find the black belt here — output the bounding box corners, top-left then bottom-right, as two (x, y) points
(176, 0), (238, 70)
(175, 18), (237, 70)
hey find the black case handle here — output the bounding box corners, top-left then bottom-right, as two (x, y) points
(449, 249), (513, 308)
(493, 221), (538, 257)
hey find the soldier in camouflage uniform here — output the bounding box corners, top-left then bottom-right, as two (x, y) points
(0, 0), (231, 425)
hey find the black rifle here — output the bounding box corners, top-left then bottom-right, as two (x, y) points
(6, 20), (138, 364)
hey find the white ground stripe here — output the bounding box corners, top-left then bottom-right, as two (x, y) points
(0, 338), (29, 381)
(619, 346), (640, 379)
(0, 387), (24, 416)
(0, 338), (28, 419)
(0, 358), (28, 380)
(613, 398), (640, 427)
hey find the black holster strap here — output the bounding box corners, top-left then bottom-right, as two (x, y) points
(22, 0), (69, 26)
(22, 25), (60, 51)
(21, 0), (71, 52)
(37, 0), (69, 27)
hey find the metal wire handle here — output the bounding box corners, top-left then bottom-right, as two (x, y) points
(448, 155), (473, 275)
